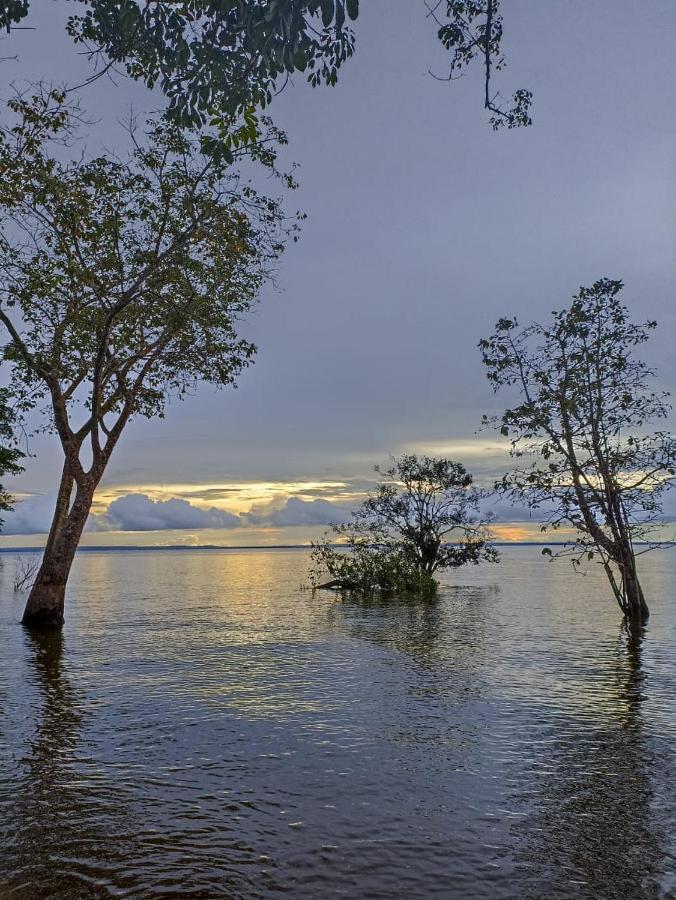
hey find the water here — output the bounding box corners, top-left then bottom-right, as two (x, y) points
(1, 546), (675, 899)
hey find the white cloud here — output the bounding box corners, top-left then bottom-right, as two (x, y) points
(1, 493), (108, 535)
(0, 491), (347, 536)
(106, 494), (240, 531)
(1, 493), (58, 535)
(246, 497), (353, 527)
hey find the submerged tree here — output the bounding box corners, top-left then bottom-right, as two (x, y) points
(311, 454), (497, 596)
(480, 279), (676, 622)
(0, 90), (292, 628)
(0, 1), (530, 131)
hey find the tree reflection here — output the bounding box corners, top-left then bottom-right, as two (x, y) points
(325, 585), (494, 675)
(5, 630), (123, 899)
(326, 592), (445, 667)
(515, 623), (667, 899)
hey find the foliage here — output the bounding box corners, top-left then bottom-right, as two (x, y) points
(311, 538), (439, 596)
(0, 1), (529, 131)
(0, 386), (24, 526)
(479, 278), (675, 616)
(0, 86), (292, 485)
(310, 454), (497, 596)
(429, 0), (532, 128)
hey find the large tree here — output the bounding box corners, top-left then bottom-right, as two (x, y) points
(311, 454), (497, 595)
(479, 279), (676, 622)
(0, 89), (292, 628)
(0, 1), (531, 131)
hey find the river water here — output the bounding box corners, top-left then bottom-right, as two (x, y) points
(1, 546), (675, 898)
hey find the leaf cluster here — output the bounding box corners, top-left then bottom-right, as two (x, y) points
(0, 385), (24, 521)
(63, 0), (359, 130)
(429, 0), (532, 128)
(0, 1), (531, 133)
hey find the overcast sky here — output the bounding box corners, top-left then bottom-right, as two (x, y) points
(0, 1), (674, 544)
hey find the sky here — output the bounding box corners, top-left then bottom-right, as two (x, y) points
(0, 1), (674, 546)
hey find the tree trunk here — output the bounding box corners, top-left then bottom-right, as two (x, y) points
(22, 466), (97, 630)
(620, 552), (649, 623)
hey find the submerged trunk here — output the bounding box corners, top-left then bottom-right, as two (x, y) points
(22, 465), (97, 630)
(619, 552), (649, 623)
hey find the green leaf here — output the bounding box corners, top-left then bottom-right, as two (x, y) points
(320, 0), (334, 27)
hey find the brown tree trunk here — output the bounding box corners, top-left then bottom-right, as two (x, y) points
(620, 552), (649, 623)
(22, 464), (97, 631)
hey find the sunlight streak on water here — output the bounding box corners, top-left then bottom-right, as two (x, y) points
(1, 547), (675, 898)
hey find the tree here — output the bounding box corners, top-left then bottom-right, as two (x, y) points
(310, 454), (497, 595)
(0, 386), (24, 525)
(0, 1), (531, 131)
(479, 279), (676, 622)
(0, 89), (292, 628)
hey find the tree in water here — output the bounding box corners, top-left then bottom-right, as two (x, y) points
(479, 278), (676, 622)
(0, 1), (531, 132)
(310, 454), (497, 596)
(0, 89), (293, 628)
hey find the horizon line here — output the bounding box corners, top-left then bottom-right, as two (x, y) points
(1, 541), (674, 553)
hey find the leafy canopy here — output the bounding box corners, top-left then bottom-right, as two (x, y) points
(0, 1), (530, 130)
(0, 88), (292, 480)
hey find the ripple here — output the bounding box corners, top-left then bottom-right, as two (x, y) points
(1, 547), (676, 898)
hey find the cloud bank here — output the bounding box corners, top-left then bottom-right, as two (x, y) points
(3, 488), (673, 536)
(1, 493), (61, 535)
(106, 494), (241, 531)
(1, 493), (354, 535)
(246, 497), (352, 527)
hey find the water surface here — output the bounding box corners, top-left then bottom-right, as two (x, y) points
(1, 547), (675, 898)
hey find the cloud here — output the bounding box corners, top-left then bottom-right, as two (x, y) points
(106, 494), (240, 531)
(1, 493), (107, 535)
(246, 497), (353, 527)
(481, 489), (676, 525)
(480, 495), (557, 523)
(1, 493), (58, 535)
(0, 491), (350, 536)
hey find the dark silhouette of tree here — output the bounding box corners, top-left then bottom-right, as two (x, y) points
(0, 88), (293, 628)
(311, 454), (497, 595)
(480, 279), (676, 622)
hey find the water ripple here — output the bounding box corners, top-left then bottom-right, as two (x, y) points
(1, 547), (675, 898)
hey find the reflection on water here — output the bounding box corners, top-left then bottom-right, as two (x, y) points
(1, 547), (675, 898)
(514, 625), (671, 899)
(2, 630), (133, 899)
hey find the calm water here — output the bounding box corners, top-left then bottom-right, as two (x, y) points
(1, 547), (676, 899)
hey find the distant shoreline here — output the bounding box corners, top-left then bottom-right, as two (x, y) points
(0, 542), (674, 554)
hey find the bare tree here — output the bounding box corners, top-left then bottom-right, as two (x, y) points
(13, 554), (39, 592)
